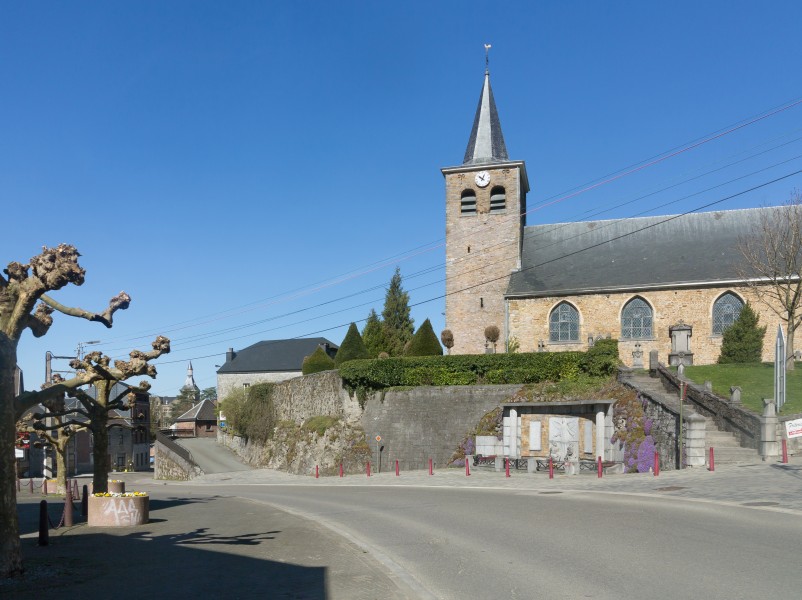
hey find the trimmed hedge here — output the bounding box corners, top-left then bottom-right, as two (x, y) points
(335, 322), (371, 365)
(338, 343), (619, 400)
(302, 346), (336, 375)
(405, 318), (443, 357)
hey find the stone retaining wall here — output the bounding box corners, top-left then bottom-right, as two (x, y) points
(154, 441), (203, 480)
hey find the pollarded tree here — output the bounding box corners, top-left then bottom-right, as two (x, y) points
(406, 319), (443, 356)
(381, 267), (414, 356)
(335, 323), (370, 365)
(737, 193), (802, 370)
(1, 244), (135, 579)
(362, 308), (386, 357)
(440, 329), (454, 355)
(717, 303), (766, 364)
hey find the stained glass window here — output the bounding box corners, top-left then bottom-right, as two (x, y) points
(549, 302), (579, 342)
(621, 297), (653, 339)
(712, 292), (744, 335)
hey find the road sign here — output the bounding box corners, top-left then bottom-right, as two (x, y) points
(375, 435), (382, 442)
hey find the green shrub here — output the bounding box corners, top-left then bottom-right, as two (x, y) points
(718, 303), (766, 364)
(405, 318), (443, 356)
(582, 339), (620, 376)
(335, 323), (371, 365)
(302, 346), (336, 374)
(219, 383), (276, 443)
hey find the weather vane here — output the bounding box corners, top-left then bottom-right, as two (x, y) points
(484, 43), (492, 73)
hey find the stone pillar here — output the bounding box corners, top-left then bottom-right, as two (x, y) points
(684, 414), (707, 467)
(509, 407), (518, 459)
(595, 405), (605, 461)
(649, 350), (659, 377)
(527, 457), (535, 473)
(760, 399), (779, 461)
(494, 456), (503, 472)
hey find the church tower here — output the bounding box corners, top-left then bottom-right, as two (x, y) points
(441, 61), (529, 354)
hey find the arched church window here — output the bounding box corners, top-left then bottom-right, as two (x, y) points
(621, 297), (653, 339)
(712, 292), (744, 335)
(460, 190), (477, 215)
(549, 302), (579, 342)
(489, 186), (506, 213)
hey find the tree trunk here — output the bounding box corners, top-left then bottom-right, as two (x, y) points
(92, 419), (110, 494)
(0, 343), (23, 578)
(55, 437), (68, 495)
(787, 321), (796, 371)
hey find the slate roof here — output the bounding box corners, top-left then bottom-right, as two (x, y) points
(216, 338), (338, 374)
(176, 399), (217, 422)
(506, 206), (782, 298)
(463, 71), (509, 166)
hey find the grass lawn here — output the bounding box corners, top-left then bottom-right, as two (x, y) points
(683, 363), (802, 416)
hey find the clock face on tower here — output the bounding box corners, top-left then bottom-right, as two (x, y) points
(474, 170), (490, 188)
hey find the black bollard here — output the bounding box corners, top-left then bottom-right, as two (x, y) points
(64, 486), (74, 527)
(38, 500), (49, 546)
(81, 484), (88, 518)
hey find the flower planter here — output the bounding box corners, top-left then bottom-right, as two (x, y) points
(108, 480), (125, 494)
(88, 494), (149, 527)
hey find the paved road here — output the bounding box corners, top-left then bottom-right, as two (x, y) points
(12, 454), (802, 598)
(177, 437), (253, 474)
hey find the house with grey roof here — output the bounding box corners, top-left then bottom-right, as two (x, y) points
(172, 399), (218, 438)
(216, 338), (338, 399)
(442, 66), (798, 366)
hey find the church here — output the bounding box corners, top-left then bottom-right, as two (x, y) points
(442, 67), (799, 367)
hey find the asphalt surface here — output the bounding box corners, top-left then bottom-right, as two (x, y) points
(9, 449), (802, 599)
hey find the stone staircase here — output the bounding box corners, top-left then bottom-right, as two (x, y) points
(628, 373), (761, 465)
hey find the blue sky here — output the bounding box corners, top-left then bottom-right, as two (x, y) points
(3, 1), (802, 397)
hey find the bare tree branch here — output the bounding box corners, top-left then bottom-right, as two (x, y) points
(40, 290), (131, 329)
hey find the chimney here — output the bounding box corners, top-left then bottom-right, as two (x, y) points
(226, 347), (236, 363)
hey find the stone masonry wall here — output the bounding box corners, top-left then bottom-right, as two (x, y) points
(445, 164), (524, 355)
(508, 286), (799, 367)
(217, 371), (300, 400)
(361, 385), (522, 471)
(154, 443), (203, 481)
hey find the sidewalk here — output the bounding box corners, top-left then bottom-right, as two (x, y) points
(9, 475), (415, 599)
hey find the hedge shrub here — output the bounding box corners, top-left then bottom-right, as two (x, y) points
(338, 344), (619, 399)
(302, 346), (336, 374)
(335, 323), (371, 365)
(219, 383), (276, 443)
(405, 318), (443, 357)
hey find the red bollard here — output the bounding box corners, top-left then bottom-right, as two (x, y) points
(43, 479), (48, 496)
(782, 439), (789, 464)
(466, 458), (471, 477)
(339, 463), (344, 478)
(429, 458), (433, 476)
(709, 447), (715, 472)
(64, 486), (73, 528)
(366, 461), (371, 477)
(505, 458), (510, 478)
(395, 459), (399, 476)
(315, 465), (319, 479)
(548, 456), (554, 479)
(654, 451), (660, 476)
(597, 456), (603, 478)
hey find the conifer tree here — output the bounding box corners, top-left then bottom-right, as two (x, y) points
(361, 308), (386, 357)
(718, 302), (767, 364)
(381, 267), (414, 356)
(406, 318), (443, 356)
(335, 323), (370, 365)
(302, 346), (336, 375)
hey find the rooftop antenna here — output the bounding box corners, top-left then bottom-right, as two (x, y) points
(484, 43), (492, 74)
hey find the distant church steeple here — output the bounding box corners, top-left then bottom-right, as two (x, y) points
(182, 361), (200, 402)
(463, 47), (509, 166)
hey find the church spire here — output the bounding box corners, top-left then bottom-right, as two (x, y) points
(183, 361), (198, 392)
(463, 46), (509, 166)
